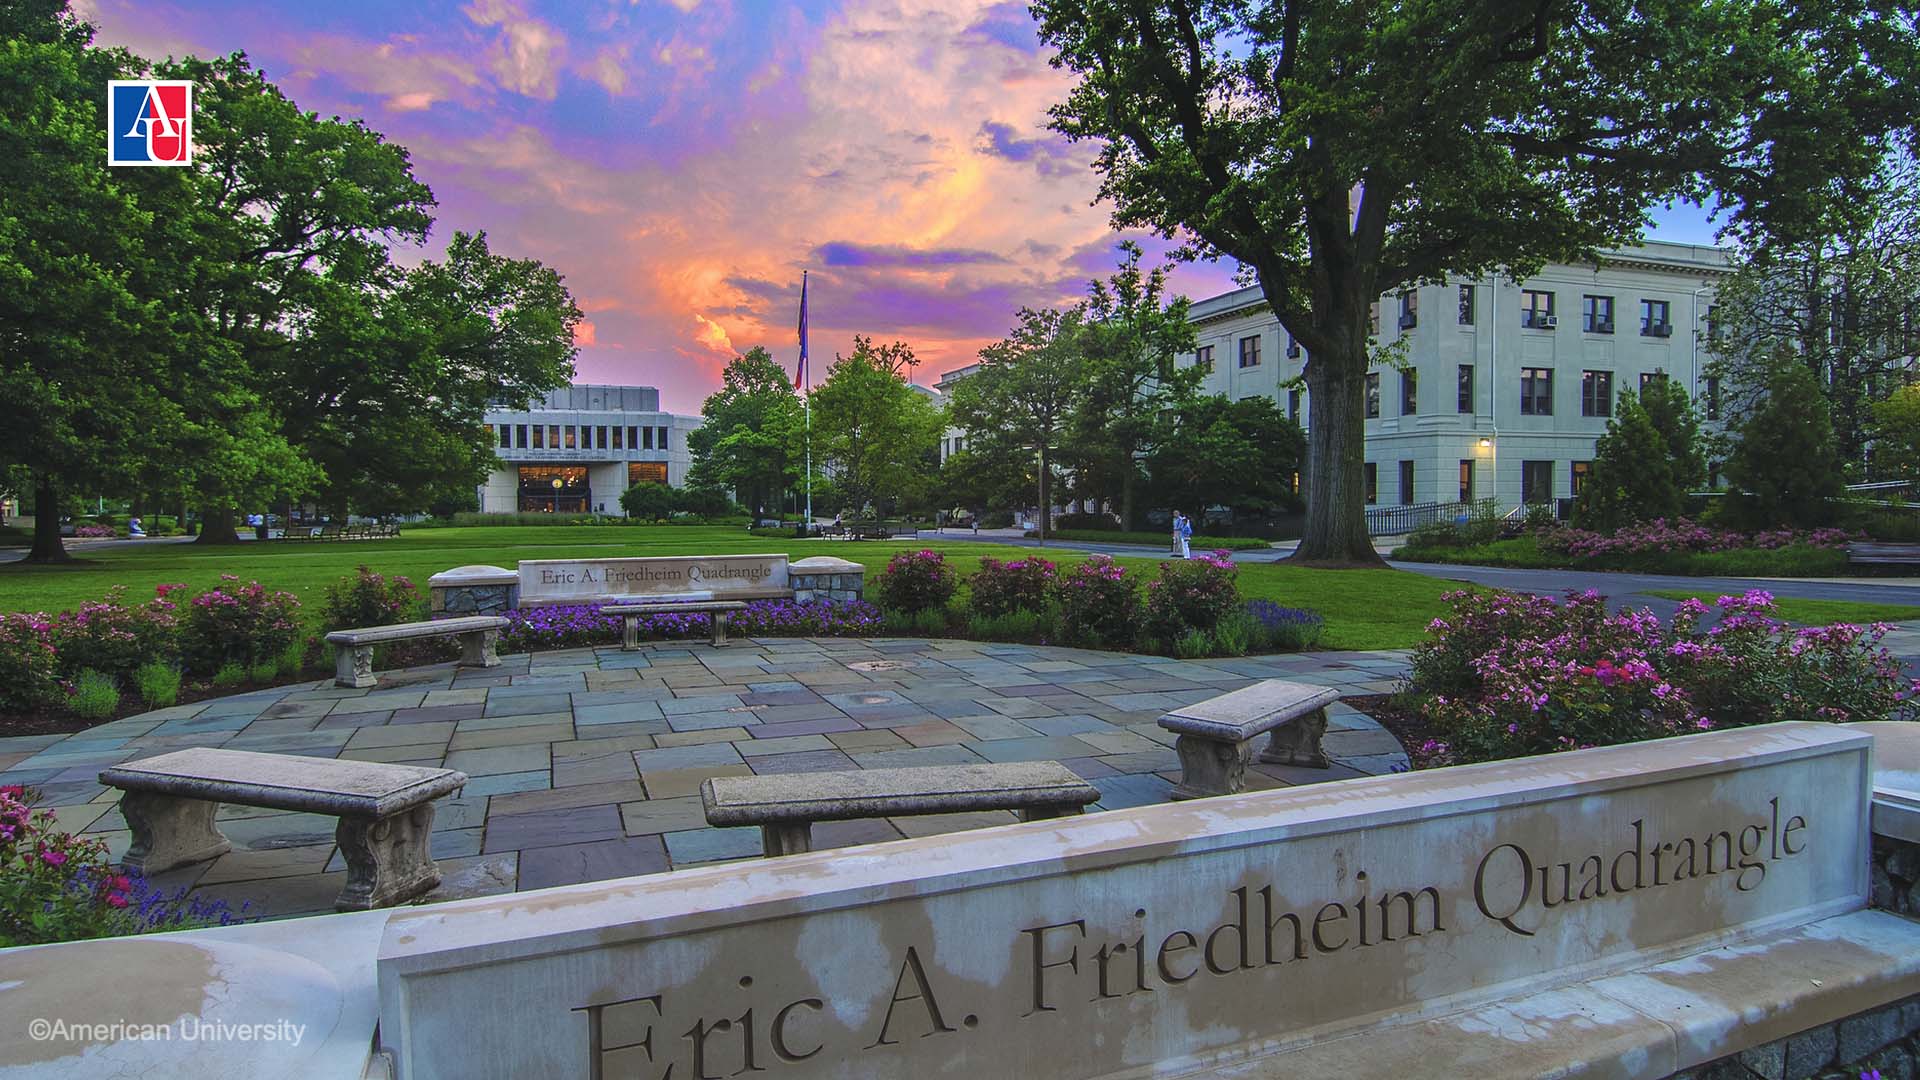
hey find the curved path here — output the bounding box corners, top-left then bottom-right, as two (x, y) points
(0, 637), (1410, 920)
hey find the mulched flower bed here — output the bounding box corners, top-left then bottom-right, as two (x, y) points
(1343, 693), (1436, 769)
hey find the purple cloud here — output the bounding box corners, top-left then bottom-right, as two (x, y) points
(815, 242), (1009, 268)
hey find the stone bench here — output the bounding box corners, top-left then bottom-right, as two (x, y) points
(603, 600), (748, 649)
(1158, 678), (1340, 799)
(98, 747), (467, 911)
(701, 761), (1101, 856)
(325, 615), (507, 688)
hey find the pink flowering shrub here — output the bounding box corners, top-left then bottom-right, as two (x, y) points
(0, 615), (62, 712)
(1409, 589), (1919, 766)
(1537, 517), (1855, 559)
(321, 566), (424, 632)
(874, 550), (958, 614)
(73, 525), (114, 539)
(969, 556), (1056, 618)
(0, 785), (248, 946)
(1051, 555), (1140, 646)
(1143, 551), (1241, 644)
(179, 576), (304, 674)
(47, 586), (181, 681)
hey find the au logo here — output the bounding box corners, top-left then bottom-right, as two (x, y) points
(107, 80), (193, 166)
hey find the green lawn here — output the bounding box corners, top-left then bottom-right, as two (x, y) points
(1641, 589), (1920, 626)
(0, 526), (1451, 651)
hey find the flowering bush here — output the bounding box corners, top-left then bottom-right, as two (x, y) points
(179, 576), (305, 675)
(969, 556), (1056, 618)
(321, 565), (424, 632)
(0, 785), (248, 946)
(1051, 555), (1140, 646)
(874, 550), (958, 614)
(0, 614), (61, 712)
(1537, 517), (1855, 559)
(47, 586), (181, 681)
(1408, 589), (1920, 767)
(74, 525), (114, 539)
(1143, 551), (1241, 644)
(501, 599), (884, 652)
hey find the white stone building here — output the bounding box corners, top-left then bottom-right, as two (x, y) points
(478, 385), (700, 515)
(1186, 240), (1731, 512)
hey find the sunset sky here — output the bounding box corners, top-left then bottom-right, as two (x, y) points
(79, 0), (1719, 414)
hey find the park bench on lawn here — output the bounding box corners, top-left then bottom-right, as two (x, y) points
(1158, 678), (1340, 800)
(98, 748), (467, 910)
(325, 615), (507, 688)
(603, 600), (748, 649)
(701, 761), (1100, 856)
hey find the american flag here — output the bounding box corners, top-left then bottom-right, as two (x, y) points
(793, 271), (810, 391)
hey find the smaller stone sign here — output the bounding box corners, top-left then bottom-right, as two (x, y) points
(518, 554), (790, 605)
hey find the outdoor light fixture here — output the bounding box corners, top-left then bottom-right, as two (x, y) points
(1479, 437), (1493, 448)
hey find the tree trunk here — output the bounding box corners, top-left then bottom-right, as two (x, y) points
(1120, 465), (1135, 532)
(1290, 347), (1386, 567)
(1036, 445), (1051, 543)
(196, 503), (241, 545)
(26, 475), (70, 563)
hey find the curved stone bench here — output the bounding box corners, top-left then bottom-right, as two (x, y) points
(1158, 679), (1340, 799)
(99, 748), (467, 911)
(325, 615), (507, 688)
(702, 761), (1100, 856)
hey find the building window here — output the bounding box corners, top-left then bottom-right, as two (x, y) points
(1238, 335), (1261, 368)
(1364, 462), (1377, 505)
(1640, 370), (1668, 393)
(498, 426), (511, 450)
(658, 426), (669, 450)
(1458, 284), (1475, 325)
(1522, 290), (1555, 329)
(1286, 333), (1301, 359)
(1521, 460), (1554, 504)
(612, 425), (623, 450)
(1457, 364), (1474, 413)
(643, 426), (654, 450)
(1582, 295), (1615, 334)
(1580, 370), (1613, 417)
(1369, 302), (1380, 335)
(532, 425), (545, 449)
(565, 425), (577, 450)
(515, 424), (528, 449)
(1571, 460), (1593, 497)
(547, 425), (560, 449)
(1398, 459), (1415, 505)
(597, 426), (608, 450)
(1520, 367), (1553, 415)
(1459, 459), (1474, 503)
(518, 465), (588, 513)
(1641, 299), (1672, 337)
(628, 461), (667, 486)
(1287, 389), (1301, 422)
(627, 426), (639, 450)
(1365, 373), (1380, 418)
(1400, 369), (1417, 415)
(1397, 290), (1418, 330)
(1706, 375), (1721, 420)
(1195, 345), (1214, 373)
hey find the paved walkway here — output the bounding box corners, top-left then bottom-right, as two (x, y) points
(0, 638), (1411, 919)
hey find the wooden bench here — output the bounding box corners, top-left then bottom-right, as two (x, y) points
(1157, 679), (1340, 800)
(701, 761), (1101, 856)
(325, 615), (507, 688)
(98, 748), (467, 910)
(603, 600), (748, 649)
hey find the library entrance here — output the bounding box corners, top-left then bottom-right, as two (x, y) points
(518, 466), (589, 513)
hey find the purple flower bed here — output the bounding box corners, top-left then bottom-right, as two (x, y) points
(501, 599), (885, 652)
(1539, 517), (1855, 559)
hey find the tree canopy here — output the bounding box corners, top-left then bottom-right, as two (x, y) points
(809, 338), (943, 517)
(946, 307), (1085, 539)
(686, 347), (805, 517)
(1034, 0), (1920, 564)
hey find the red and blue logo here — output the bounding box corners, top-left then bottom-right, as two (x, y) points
(107, 80), (193, 166)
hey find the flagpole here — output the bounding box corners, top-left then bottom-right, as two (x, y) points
(800, 270), (812, 534)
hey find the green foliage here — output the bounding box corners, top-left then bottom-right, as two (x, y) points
(248, 661), (278, 684)
(1394, 535), (1852, 577)
(1171, 630), (1214, 659)
(687, 348), (805, 516)
(1142, 553), (1242, 642)
(180, 580), (305, 674)
(0, 614), (61, 712)
(874, 549), (958, 615)
(1144, 395), (1305, 520)
(619, 482), (678, 522)
(810, 338), (944, 516)
(1031, 0), (1920, 562)
(1574, 385), (1707, 530)
(946, 308), (1084, 536)
(882, 607), (951, 637)
(278, 640), (309, 677)
(1050, 554), (1141, 647)
(66, 669), (118, 720)
(321, 566), (424, 633)
(1722, 355), (1845, 528)
(1868, 384), (1920, 486)
(967, 609), (1050, 643)
(132, 661), (180, 709)
(968, 557), (1057, 618)
(211, 663), (246, 689)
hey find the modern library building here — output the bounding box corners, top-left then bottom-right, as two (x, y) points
(478, 385), (700, 515)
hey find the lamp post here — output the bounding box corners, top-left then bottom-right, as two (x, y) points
(551, 476), (563, 515)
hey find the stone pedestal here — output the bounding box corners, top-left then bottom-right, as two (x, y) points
(456, 628), (500, 668)
(760, 822), (813, 857)
(119, 791), (232, 873)
(334, 803), (441, 911)
(428, 565), (519, 618)
(1169, 734), (1253, 800)
(789, 556), (865, 604)
(1257, 708), (1331, 768)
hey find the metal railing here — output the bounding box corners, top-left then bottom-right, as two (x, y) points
(1365, 500), (1470, 536)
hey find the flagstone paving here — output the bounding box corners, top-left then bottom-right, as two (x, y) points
(0, 638), (1411, 920)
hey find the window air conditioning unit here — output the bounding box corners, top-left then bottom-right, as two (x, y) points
(1654, 323), (1673, 338)
(1595, 320), (1613, 334)
(1287, 344), (1301, 358)
(1541, 315), (1557, 329)
(1398, 313), (1418, 330)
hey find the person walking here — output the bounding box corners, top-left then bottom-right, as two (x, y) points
(1175, 512), (1192, 559)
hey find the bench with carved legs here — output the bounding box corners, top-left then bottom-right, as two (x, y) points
(1158, 679), (1340, 799)
(701, 761), (1100, 856)
(98, 748), (467, 911)
(325, 615), (507, 688)
(603, 600), (748, 649)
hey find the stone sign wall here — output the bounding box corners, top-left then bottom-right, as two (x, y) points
(375, 723), (1870, 1080)
(517, 554), (790, 605)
